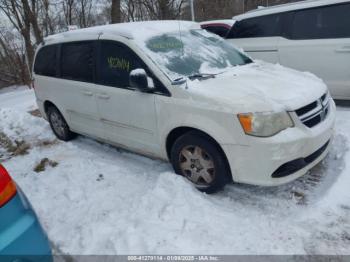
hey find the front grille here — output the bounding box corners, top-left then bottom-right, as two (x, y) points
(295, 92), (330, 128)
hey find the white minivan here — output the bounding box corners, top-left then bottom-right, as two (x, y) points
(33, 21), (335, 193)
(227, 0), (350, 100)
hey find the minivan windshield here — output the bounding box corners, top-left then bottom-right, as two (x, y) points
(142, 29), (252, 81)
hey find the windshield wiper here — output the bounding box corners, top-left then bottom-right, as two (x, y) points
(172, 77), (187, 85)
(171, 72), (221, 86)
(188, 73), (217, 81)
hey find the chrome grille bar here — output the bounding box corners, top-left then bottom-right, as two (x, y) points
(295, 92), (330, 128)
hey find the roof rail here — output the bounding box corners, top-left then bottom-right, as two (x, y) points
(245, 0), (322, 14)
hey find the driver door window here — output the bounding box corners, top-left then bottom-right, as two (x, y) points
(97, 41), (144, 88)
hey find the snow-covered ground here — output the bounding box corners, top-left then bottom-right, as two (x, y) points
(1, 87), (350, 255)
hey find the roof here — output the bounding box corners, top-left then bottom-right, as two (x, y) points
(233, 0), (349, 20)
(44, 20), (200, 45)
(199, 19), (235, 27)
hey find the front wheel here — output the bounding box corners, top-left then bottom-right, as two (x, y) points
(47, 106), (76, 141)
(170, 131), (231, 194)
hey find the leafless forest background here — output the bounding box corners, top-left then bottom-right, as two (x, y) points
(0, 0), (301, 88)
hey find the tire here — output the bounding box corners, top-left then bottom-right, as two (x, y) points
(47, 106), (76, 141)
(170, 131), (231, 194)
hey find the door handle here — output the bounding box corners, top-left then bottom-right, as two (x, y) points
(97, 94), (110, 100)
(335, 46), (350, 53)
(82, 91), (93, 96)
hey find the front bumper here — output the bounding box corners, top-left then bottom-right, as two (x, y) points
(222, 99), (336, 186)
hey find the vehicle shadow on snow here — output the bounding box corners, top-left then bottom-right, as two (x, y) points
(222, 133), (349, 206)
(70, 136), (171, 179)
(69, 130), (348, 208)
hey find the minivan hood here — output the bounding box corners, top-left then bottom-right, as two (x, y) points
(187, 61), (328, 113)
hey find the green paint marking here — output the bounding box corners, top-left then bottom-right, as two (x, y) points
(150, 41), (183, 50)
(147, 36), (184, 53)
(107, 57), (131, 72)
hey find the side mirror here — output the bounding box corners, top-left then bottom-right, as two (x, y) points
(129, 69), (154, 92)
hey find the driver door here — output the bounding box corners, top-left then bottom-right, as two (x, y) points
(95, 40), (160, 156)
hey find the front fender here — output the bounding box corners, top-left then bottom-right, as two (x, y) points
(156, 96), (243, 158)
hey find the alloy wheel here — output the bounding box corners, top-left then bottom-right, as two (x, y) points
(50, 111), (66, 138)
(179, 145), (215, 186)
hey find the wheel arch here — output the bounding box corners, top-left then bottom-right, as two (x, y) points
(43, 100), (69, 124)
(43, 100), (57, 115)
(165, 126), (233, 182)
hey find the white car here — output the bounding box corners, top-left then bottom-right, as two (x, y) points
(226, 0), (350, 100)
(33, 21), (335, 193)
(200, 19), (235, 38)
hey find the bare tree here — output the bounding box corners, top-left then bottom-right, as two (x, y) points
(142, 0), (185, 20)
(0, 27), (30, 86)
(110, 0), (120, 23)
(120, 0), (147, 22)
(40, 0), (55, 36)
(0, 0), (304, 88)
(22, 0), (43, 44)
(63, 0), (75, 25)
(182, 0), (303, 21)
(0, 0), (40, 71)
(118, 0), (185, 21)
(76, 0), (93, 27)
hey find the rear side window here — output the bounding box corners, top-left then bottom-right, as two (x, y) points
(291, 3), (350, 39)
(227, 14), (281, 38)
(202, 25), (231, 38)
(60, 41), (94, 82)
(34, 45), (57, 77)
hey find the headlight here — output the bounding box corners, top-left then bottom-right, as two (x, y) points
(238, 111), (294, 137)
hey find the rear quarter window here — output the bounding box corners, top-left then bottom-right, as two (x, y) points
(202, 25), (231, 38)
(227, 14), (282, 39)
(34, 45), (57, 77)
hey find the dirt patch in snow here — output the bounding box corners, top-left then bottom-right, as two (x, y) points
(28, 108), (42, 118)
(0, 131), (31, 160)
(33, 157), (59, 173)
(35, 139), (59, 148)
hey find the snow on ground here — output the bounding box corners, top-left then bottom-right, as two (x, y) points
(1, 87), (350, 255)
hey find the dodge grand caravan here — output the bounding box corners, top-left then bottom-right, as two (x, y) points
(226, 0), (350, 100)
(33, 21), (335, 193)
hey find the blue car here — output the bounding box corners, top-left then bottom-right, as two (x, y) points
(0, 164), (52, 262)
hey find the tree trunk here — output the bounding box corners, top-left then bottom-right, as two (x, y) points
(158, 0), (170, 19)
(21, 0), (43, 44)
(22, 29), (35, 73)
(111, 0), (121, 23)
